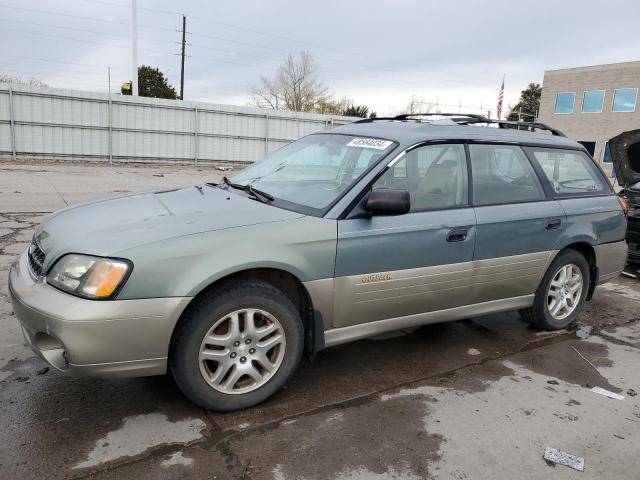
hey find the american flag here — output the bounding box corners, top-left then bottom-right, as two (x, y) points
(497, 75), (505, 119)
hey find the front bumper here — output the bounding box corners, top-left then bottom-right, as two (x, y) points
(8, 250), (191, 378)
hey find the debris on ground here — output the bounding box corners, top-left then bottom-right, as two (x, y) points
(622, 264), (640, 279)
(571, 346), (600, 373)
(627, 389), (637, 397)
(547, 380), (559, 385)
(576, 325), (592, 339)
(543, 446), (585, 471)
(152, 173), (165, 177)
(591, 386), (625, 400)
(216, 166), (233, 171)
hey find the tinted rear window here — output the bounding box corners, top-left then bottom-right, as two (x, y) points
(470, 144), (545, 206)
(527, 148), (606, 195)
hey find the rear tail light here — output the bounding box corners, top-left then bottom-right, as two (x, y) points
(618, 195), (629, 217)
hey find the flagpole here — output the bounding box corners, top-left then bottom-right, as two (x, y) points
(497, 73), (505, 120)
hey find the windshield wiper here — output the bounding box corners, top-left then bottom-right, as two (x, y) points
(219, 176), (274, 203)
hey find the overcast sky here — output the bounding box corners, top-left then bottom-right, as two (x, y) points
(1, 0), (638, 116)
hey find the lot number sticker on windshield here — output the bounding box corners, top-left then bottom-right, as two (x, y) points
(346, 138), (393, 150)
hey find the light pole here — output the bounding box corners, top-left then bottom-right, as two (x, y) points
(131, 0), (138, 96)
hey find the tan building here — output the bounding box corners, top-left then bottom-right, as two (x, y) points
(538, 61), (640, 169)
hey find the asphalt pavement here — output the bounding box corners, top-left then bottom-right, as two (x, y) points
(1, 161), (639, 480)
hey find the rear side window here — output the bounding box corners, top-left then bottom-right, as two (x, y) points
(527, 148), (606, 195)
(470, 144), (545, 206)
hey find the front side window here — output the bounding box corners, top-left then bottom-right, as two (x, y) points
(528, 148), (606, 195)
(612, 88), (638, 112)
(555, 92), (576, 113)
(582, 90), (604, 113)
(373, 143), (468, 211)
(470, 144), (545, 206)
(230, 134), (396, 213)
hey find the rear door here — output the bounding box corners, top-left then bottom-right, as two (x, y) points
(470, 143), (565, 304)
(332, 143), (476, 328)
(525, 146), (627, 275)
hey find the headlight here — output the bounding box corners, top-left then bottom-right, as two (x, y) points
(46, 254), (132, 299)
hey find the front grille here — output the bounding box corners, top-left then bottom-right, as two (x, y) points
(27, 237), (46, 277)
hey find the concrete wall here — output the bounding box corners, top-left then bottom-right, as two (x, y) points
(0, 84), (354, 164)
(538, 61), (640, 168)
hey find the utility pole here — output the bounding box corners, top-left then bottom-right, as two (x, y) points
(131, 0), (139, 96)
(180, 15), (186, 100)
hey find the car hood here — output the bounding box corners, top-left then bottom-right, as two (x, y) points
(35, 185), (303, 268)
(609, 129), (640, 189)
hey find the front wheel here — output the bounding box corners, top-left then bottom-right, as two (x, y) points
(170, 280), (304, 411)
(519, 249), (590, 330)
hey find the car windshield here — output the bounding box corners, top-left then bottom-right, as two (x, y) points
(229, 134), (397, 212)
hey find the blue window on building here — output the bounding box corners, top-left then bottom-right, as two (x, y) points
(582, 90), (604, 112)
(554, 92), (576, 113)
(612, 88), (637, 112)
(603, 142), (612, 163)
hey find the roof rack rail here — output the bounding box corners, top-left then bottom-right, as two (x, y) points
(394, 112), (490, 121)
(353, 112), (489, 124)
(463, 118), (566, 137)
(352, 112), (566, 137)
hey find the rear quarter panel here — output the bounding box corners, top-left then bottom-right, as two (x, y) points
(555, 196), (626, 246)
(555, 195), (627, 278)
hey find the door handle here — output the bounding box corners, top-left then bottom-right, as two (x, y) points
(446, 228), (468, 242)
(546, 218), (562, 230)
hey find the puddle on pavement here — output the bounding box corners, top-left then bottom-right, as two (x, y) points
(509, 338), (621, 393)
(220, 394), (443, 480)
(73, 413), (207, 470)
(160, 450), (194, 467)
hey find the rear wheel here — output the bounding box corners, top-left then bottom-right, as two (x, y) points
(170, 280), (304, 411)
(519, 249), (590, 330)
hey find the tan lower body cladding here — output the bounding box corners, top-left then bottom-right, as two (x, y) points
(330, 250), (556, 329)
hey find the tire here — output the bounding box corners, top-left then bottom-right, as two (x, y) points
(169, 280), (304, 411)
(519, 249), (590, 330)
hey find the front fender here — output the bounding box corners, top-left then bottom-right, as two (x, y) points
(114, 216), (337, 300)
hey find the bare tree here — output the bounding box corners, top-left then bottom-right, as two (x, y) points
(398, 95), (436, 115)
(249, 51), (331, 112)
(0, 75), (48, 87)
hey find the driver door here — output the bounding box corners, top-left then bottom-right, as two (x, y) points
(332, 143), (477, 328)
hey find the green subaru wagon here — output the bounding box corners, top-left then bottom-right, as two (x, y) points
(9, 114), (628, 411)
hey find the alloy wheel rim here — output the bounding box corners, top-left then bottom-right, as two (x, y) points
(547, 264), (583, 321)
(198, 308), (286, 394)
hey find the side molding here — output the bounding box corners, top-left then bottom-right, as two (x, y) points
(324, 294), (534, 347)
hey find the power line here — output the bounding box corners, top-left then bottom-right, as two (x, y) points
(0, 3), (499, 89)
(3, 63), (122, 79)
(1, 26), (174, 57)
(73, 0), (494, 81)
(0, 4), (175, 31)
(0, 53), (127, 72)
(0, 2), (503, 105)
(0, 17), (176, 44)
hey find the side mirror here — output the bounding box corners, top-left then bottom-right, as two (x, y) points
(365, 189), (410, 216)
